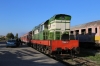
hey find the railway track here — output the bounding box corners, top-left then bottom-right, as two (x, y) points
(63, 57), (98, 66)
(31, 46), (99, 66)
(38, 50), (98, 66)
(49, 54), (98, 66)
(95, 47), (100, 52)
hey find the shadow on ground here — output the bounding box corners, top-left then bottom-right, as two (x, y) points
(0, 41), (98, 66)
(0, 46), (73, 66)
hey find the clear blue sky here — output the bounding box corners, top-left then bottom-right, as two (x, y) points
(0, 0), (100, 37)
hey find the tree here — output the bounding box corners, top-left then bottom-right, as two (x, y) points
(0, 35), (5, 40)
(1, 36), (6, 40)
(14, 33), (18, 39)
(6, 33), (14, 39)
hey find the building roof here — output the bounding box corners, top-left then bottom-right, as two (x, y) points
(70, 20), (100, 31)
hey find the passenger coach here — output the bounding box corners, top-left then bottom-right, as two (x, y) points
(70, 20), (100, 48)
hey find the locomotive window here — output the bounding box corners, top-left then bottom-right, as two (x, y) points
(70, 31), (73, 35)
(95, 28), (97, 33)
(61, 33), (69, 40)
(41, 25), (43, 31)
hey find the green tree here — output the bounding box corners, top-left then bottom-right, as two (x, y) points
(6, 33), (14, 39)
(1, 36), (6, 40)
(14, 33), (18, 39)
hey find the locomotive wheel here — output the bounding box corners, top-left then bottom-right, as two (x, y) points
(45, 47), (51, 55)
(45, 49), (50, 54)
(41, 46), (44, 52)
(32, 44), (34, 48)
(31, 44), (33, 48)
(38, 46), (41, 51)
(43, 48), (45, 53)
(41, 48), (44, 52)
(44, 49), (47, 54)
(34, 44), (36, 48)
(37, 45), (39, 51)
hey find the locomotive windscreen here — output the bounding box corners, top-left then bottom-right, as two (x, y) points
(55, 15), (71, 20)
(61, 34), (69, 41)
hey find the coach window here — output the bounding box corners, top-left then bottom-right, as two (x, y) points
(81, 29), (86, 35)
(75, 30), (79, 35)
(88, 28), (92, 34)
(95, 27), (97, 33)
(70, 31), (75, 40)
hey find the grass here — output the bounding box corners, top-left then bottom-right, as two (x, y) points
(85, 54), (100, 65)
(77, 48), (100, 65)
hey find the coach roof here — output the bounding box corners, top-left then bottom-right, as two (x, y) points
(71, 20), (100, 31)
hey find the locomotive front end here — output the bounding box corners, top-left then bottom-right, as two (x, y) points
(47, 14), (79, 55)
(31, 14), (79, 58)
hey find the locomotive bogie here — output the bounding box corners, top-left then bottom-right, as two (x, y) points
(31, 40), (79, 55)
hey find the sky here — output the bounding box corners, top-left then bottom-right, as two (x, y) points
(0, 0), (100, 37)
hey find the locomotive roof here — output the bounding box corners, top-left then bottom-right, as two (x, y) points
(32, 19), (49, 31)
(32, 14), (71, 31)
(49, 14), (71, 21)
(71, 20), (100, 31)
(41, 19), (49, 25)
(41, 14), (70, 25)
(52, 14), (71, 18)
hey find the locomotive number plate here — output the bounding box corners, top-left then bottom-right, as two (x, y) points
(62, 41), (67, 43)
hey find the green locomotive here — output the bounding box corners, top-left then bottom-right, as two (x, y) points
(32, 14), (71, 40)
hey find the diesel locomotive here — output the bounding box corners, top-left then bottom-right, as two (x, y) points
(21, 14), (79, 57)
